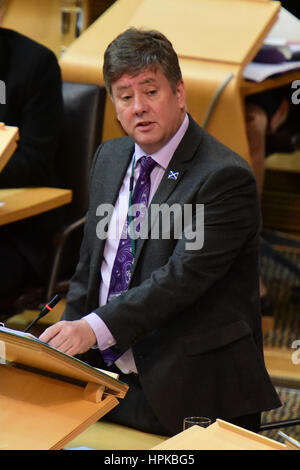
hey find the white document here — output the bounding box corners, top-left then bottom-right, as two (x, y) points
(0, 324), (37, 339)
(243, 60), (300, 82)
(265, 7), (300, 44)
(243, 7), (300, 82)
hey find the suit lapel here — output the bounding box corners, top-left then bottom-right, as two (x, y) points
(131, 116), (203, 275)
(101, 142), (133, 207)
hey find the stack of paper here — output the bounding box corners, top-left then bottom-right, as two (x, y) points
(243, 7), (300, 82)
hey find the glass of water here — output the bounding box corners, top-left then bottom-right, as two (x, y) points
(60, 0), (84, 55)
(183, 417), (212, 430)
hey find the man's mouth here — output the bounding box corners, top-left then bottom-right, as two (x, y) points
(136, 121), (154, 128)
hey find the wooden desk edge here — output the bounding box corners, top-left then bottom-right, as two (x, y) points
(241, 69), (300, 96)
(0, 187), (72, 226)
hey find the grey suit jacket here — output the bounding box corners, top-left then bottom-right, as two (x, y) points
(64, 115), (280, 434)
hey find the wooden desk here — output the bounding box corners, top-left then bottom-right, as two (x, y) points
(59, 0), (286, 164)
(261, 151), (300, 235)
(264, 346), (300, 388)
(0, 187), (72, 226)
(0, 328), (127, 450)
(0, 125), (19, 173)
(151, 419), (287, 450)
(241, 69), (300, 97)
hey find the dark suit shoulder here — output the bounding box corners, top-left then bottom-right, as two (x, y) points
(100, 135), (134, 151)
(93, 136), (134, 164)
(0, 27), (57, 59)
(185, 115), (253, 176)
(89, 136), (134, 183)
(0, 27), (61, 99)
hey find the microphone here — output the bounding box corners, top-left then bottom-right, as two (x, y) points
(24, 294), (61, 333)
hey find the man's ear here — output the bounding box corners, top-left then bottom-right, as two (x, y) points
(176, 79), (186, 111)
(110, 93), (120, 122)
(268, 98), (289, 134)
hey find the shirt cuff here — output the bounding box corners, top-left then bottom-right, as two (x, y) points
(83, 312), (116, 351)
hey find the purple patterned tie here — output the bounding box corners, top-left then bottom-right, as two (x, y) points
(101, 156), (156, 366)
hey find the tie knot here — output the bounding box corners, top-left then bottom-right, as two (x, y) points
(139, 156), (156, 175)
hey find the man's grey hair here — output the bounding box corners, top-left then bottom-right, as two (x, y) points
(103, 27), (182, 95)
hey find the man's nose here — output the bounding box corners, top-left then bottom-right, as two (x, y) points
(133, 94), (148, 114)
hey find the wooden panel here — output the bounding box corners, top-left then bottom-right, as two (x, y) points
(264, 346), (300, 388)
(65, 420), (168, 450)
(0, 124), (19, 173)
(0, 328), (129, 449)
(2, 0), (96, 57)
(241, 69), (300, 97)
(0, 329), (128, 398)
(262, 190), (300, 234)
(0, 364), (119, 450)
(0, 187), (72, 226)
(128, 0), (279, 66)
(59, 0), (281, 161)
(262, 153), (300, 235)
(60, 0), (142, 84)
(151, 419), (287, 450)
(2, 0), (63, 57)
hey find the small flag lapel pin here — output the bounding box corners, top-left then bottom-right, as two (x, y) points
(168, 171), (179, 180)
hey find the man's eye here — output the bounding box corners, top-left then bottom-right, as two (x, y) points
(147, 89), (157, 96)
(121, 95), (132, 101)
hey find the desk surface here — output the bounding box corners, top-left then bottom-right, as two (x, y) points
(241, 69), (300, 96)
(0, 187), (72, 226)
(0, 125), (19, 173)
(264, 345), (300, 388)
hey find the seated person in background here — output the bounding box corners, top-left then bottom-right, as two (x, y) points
(245, 87), (290, 195)
(40, 27), (281, 437)
(0, 0), (63, 315)
(245, 87), (300, 302)
(246, 0), (299, 195)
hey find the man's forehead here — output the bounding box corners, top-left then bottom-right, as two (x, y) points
(112, 67), (163, 89)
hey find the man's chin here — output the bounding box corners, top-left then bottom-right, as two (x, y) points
(133, 134), (163, 154)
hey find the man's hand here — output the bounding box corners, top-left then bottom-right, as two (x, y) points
(39, 319), (96, 356)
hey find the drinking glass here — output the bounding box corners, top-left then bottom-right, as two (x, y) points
(183, 416), (212, 430)
(60, 0), (84, 55)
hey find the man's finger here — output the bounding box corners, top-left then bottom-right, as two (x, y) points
(39, 321), (65, 343)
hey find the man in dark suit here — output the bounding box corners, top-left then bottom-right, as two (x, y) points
(0, 17), (63, 306)
(40, 28), (281, 436)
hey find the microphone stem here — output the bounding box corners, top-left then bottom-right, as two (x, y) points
(24, 316), (41, 333)
(24, 295), (61, 333)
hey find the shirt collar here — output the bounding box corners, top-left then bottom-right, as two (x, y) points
(134, 113), (189, 170)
